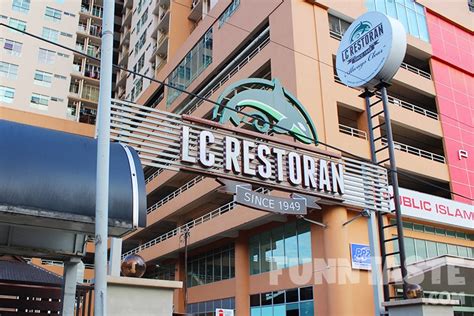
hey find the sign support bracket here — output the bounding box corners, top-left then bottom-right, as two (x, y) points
(362, 82), (410, 307)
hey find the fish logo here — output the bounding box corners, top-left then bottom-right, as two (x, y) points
(212, 78), (318, 145)
(350, 21), (372, 43)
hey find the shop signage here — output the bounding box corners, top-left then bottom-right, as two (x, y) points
(389, 187), (474, 230)
(212, 78), (319, 145)
(217, 179), (321, 215)
(350, 243), (372, 270)
(110, 94), (390, 212)
(336, 11), (407, 88)
(216, 309), (234, 316)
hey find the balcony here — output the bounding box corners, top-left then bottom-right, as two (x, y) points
(376, 93), (438, 121)
(157, 9), (170, 33)
(156, 34), (168, 58)
(339, 124), (367, 139)
(124, 0), (133, 10)
(382, 138), (445, 163)
(188, 0), (203, 22)
(122, 188), (270, 262)
(120, 27), (131, 46)
(79, 107), (97, 125)
(116, 70), (127, 88)
(118, 50), (129, 66)
(122, 8), (132, 28)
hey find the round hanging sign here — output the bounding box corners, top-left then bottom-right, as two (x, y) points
(336, 11), (407, 89)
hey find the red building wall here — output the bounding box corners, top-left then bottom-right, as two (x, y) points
(427, 11), (474, 205)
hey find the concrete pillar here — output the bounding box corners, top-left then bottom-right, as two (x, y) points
(321, 205), (355, 316)
(174, 255), (185, 314)
(62, 257), (81, 316)
(109, 237), (122, 277)
(235, 233), (250, 315)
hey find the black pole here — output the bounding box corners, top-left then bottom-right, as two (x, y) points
(362, 88), (391, 303)
(378, 82), (409, 298)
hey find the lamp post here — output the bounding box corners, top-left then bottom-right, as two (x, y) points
(94, 0), (114, 315)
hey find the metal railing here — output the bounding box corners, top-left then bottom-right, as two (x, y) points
(339, 124), (367, 139)
(400, 62), (431, 80)
(382, 138), (446, 163)
(334, 75), (439, 120)
(330, 30), (431, 80)
(376, 93), (439, 120)
(123, 188), (268, 258)
(147, 176), (204, 214)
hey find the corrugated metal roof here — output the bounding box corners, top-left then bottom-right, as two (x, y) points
(0, 260), (62, 285)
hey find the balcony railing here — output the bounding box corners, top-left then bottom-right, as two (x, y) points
(339, 124), (367, 139)
(334, 75), (439, 121)
(330, 29), (431, 80)
(122, 187), (268, 258)
(377, 93), (439, 120)
(147, 176), (204, 214)
(400, 62), (431, 80)
(145, 168), (165, 184)
(382, 138), (446, 163)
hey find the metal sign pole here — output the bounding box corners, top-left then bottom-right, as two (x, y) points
(379, 83), (409, 298)
(94, 0), (114, 315)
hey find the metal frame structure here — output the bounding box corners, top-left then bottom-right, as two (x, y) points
(361, 82), (409, 303)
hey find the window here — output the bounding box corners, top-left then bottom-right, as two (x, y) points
(0, 86), (15, 103)
(167, 28), (213, 106)
(366, 0), (429, 42)
(136, 53), (145, 72)
(12, 0), (30, 13)
(145, 264), (176, 280)
(398, 220), (474, 241)
(82, 85), (100, 102)
(187, 297), (235, 316)
(42, 27), (59, 42)
(30, 93), (49, 110)
(0, 38), (22, 56)
(45, 7), (62, 22)
(134, 30), (147, 55)
(393, 237), (474, 265)
(218, 0), (240, 27)
(187, 244), (235, 288)
(328, 14), (350, 40)
(0, 62), (19, 79)
(250, 287), (314, 316)
(137, 8), (148, 33)
(8, 18), (27, 32)
(250, 220), (312, 275)
(38, 48), (56, 64)
(34, 70), (53, 87)
(133, 78), (143, 100)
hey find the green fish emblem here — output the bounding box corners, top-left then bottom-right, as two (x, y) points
(212, 78), (318, 145)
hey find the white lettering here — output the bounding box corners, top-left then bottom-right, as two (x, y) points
(319, 159), (331, 191)
(181, 126), (196, 163)
(199, 131), (215, 167)
(273, 148), (286, 182)
(242, 140), (256, 176)
(302, 155), (317, 188)
(224, 136), (241, 173)
(288, 152), (302, 185)
(331, 162), (345, 194)
(257, 144), (272, 179)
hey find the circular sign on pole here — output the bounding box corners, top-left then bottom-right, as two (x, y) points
(336, 11), (407, 89)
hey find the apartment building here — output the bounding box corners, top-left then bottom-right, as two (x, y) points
(117, 0), (473, 315)
(0, 0), (122, 125)
(0, 0), (123, 284)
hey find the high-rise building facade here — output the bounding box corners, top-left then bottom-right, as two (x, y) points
(0, 0), (472, 315)
(0, 0), (122, 125)
(117, 0), (473, 315)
